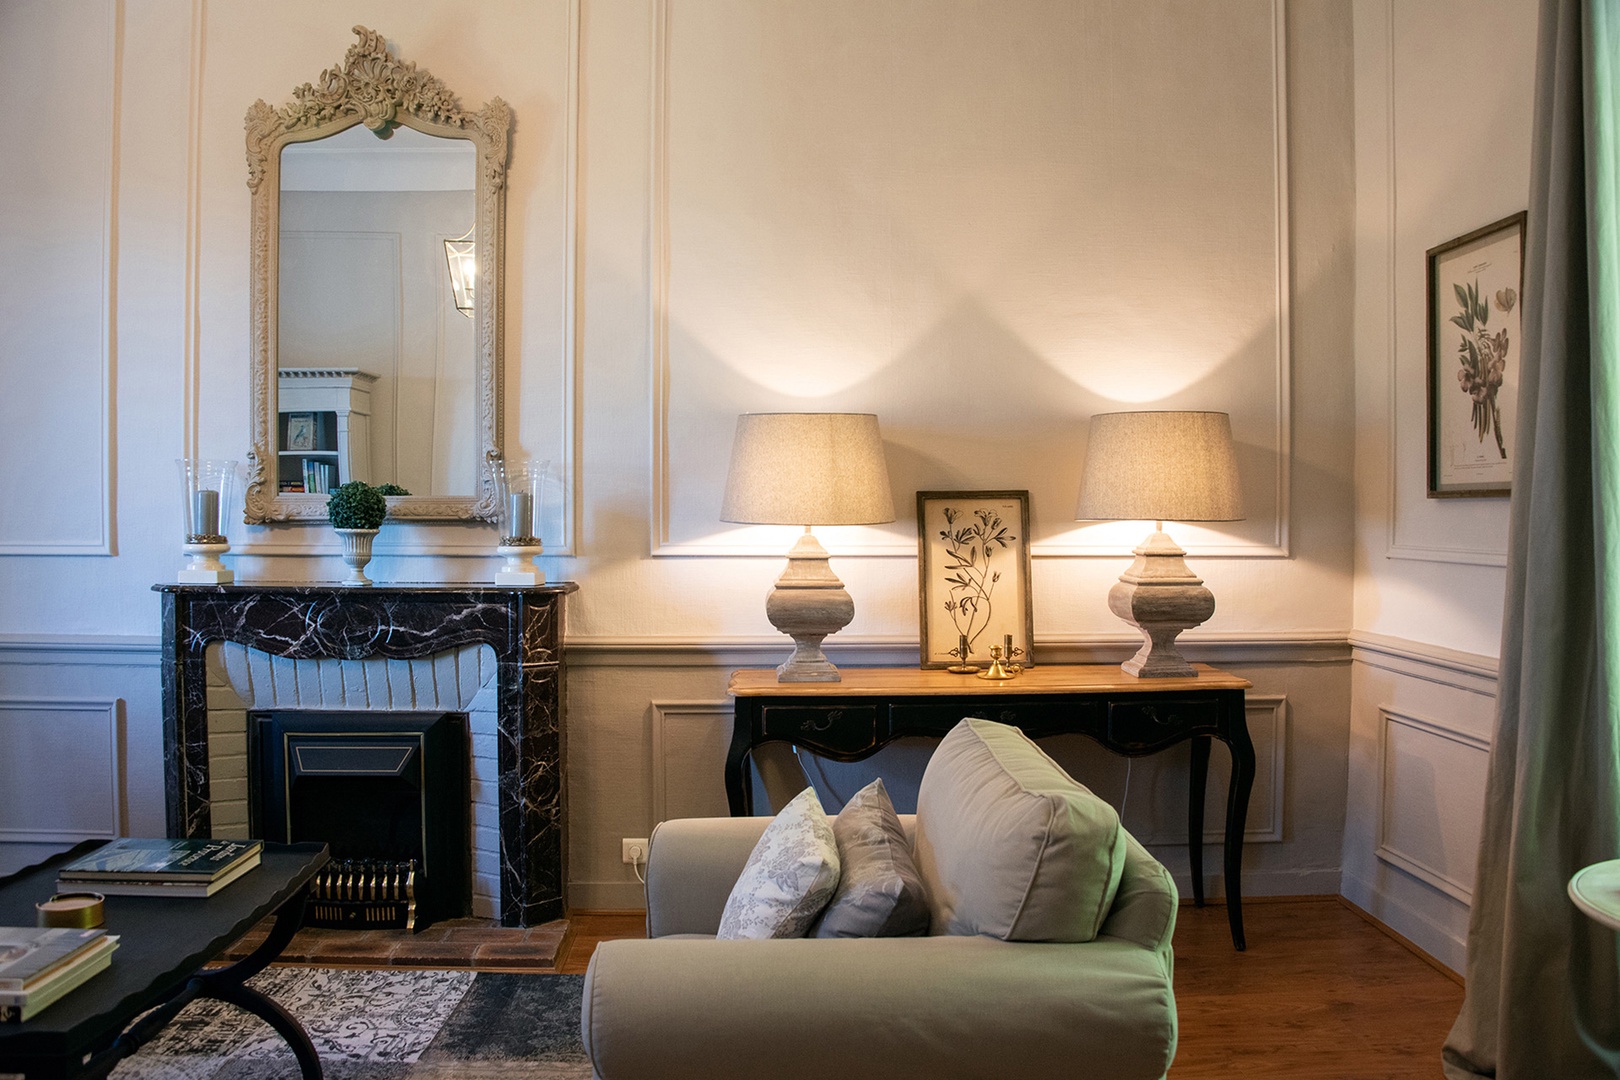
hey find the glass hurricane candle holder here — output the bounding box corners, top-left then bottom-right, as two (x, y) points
(177, 458), (237, 583)
(490, 458), (549, 585)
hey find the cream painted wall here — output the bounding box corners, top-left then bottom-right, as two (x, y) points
(1, 0), (1360, 912)
(1345, 0), (1538, 971)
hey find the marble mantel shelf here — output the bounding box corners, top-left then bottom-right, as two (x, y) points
(154, 581), (578, 926)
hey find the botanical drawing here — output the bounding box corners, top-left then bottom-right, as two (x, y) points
(1449, 278), (1516, 460)
(937, 506), (1020, 663)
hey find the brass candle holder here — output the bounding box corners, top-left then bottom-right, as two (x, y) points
(976, 645), (1019, 681)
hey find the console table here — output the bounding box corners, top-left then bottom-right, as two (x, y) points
(727, 664), (1255, 949)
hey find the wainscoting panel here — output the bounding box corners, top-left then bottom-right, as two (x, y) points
(1345, 634), (1498, 973)
(1376, 707), (1490, 903)
(648, 701), (733, 823)
(0, 698), (124, 875)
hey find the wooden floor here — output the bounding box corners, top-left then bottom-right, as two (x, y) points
(560, 898), (1465, 1077)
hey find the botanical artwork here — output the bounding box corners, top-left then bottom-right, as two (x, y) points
(917, 491), (1034, 669)
(1428, 213), (1524, 497)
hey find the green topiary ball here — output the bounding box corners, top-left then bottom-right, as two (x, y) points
(373, 483), (411, 497)
(326, 481), (388, 530)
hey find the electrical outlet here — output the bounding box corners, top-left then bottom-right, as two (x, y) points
(621, 838), (648, 864)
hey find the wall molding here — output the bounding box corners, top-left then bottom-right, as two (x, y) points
(648, 699), (731, 824)
(1349, 630), (1498, 696)
(0, 0), (118, 556)
(568, 631), (1350, 668)
(0, 635), (161, 666)
(1374, 705), (1490, 904)
(0, 697), (125, 843)
(1375, 0), (1508, 568)
(647, 0), (1293, 561)
(1139, 693), (1286, 846)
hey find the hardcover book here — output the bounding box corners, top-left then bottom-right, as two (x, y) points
(0, 938), (118, 1022)
(57, 838), (262, 883)
(0, 927), (109, 990)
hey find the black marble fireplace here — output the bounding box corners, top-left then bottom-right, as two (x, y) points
(155, 583), (576, 926)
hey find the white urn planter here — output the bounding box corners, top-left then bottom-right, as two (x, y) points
(335, 528), (379, 586)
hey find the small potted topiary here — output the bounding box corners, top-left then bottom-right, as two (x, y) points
(327, 481), (391, 586)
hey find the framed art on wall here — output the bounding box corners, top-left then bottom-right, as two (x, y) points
(1427, 212), (1525, 498)
(916, 491), (1034, 669)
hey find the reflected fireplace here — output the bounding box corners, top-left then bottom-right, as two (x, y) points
(249, 710), (470, 930)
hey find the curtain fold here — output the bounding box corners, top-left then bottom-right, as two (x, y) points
(1443, 1), (1620, 1076)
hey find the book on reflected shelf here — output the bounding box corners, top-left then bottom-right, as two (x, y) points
(0, 928), (119, 1022)
(57, 838), (262, 898)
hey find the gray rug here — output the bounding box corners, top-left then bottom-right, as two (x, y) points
(109, 968), (592, 1080)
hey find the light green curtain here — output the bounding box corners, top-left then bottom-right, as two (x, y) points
(1443, 1), (1620, 1076)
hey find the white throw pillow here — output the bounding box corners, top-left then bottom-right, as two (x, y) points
(716, 787), (842, 939)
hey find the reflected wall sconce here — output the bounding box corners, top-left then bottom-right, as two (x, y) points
(721, 413), (895, 682)
(1075, 411), (1244, 678)
(444, 226), (476, 317)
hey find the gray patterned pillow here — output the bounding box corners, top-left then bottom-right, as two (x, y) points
(812, 778), (930, 938)
(716, 787), (841, 939)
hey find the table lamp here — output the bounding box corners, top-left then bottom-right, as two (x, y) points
(721, 413), (896, 682)
(1075, 411), (1244, 678)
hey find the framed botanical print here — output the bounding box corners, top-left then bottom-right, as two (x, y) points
(1427, 212), (1525, 497)
(916, 490), (1034, 669)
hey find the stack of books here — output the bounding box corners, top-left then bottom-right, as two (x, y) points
(0, 927), (119, 1023)
(57, 838), (263, 898)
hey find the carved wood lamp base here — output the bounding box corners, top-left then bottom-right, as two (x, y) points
(1109, 529), (1216, 679)
(764, 530), (855, 683)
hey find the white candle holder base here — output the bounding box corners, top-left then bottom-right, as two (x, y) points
(335, 528), (379, 587)
(495, 544), (545, 586)
(178, 542), (234, 584)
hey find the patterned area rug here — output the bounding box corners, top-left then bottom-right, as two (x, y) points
(109, 968), (592, 1080)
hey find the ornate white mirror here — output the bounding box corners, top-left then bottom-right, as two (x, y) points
(244, 26), (508, 523)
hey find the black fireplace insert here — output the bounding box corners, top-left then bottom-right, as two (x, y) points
(249, 710), (470, 930)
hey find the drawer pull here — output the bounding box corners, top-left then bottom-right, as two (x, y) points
(802, 709), (840, 733)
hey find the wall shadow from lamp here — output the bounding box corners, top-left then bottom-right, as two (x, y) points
(721, 413), (896, 682)
(1075, 411), (1245, 678)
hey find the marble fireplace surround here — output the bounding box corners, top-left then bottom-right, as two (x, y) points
(156, 583), (576, 926)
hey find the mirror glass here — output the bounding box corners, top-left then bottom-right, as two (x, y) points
(276, 125), (478, 498)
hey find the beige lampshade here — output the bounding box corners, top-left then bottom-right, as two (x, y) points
(1075, 411), (1245, 522)
(721, 413), (896, 526)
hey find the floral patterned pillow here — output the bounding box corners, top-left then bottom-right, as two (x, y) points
(716, 787), (841, 939)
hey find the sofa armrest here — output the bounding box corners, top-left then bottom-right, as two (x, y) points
(583, 936), (1176, 1080)
(1097, 831), (1179, 953)
(643, 816), (771, 937)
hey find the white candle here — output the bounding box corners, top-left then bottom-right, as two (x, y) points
(507, 491), (533, 538)
(192, 489), (220, 536)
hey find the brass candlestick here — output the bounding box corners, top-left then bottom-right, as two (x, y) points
(976, 645), (1019, 681)
(947, 632), (978, 674)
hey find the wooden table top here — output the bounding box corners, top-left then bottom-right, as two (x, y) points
(728, 663), (1251, 697)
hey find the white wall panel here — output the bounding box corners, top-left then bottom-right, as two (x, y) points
(0, 0), (115, 554)
(653, 0), (1290, 560)
(1376, 707), (1489, 902)
(0, 698), (123, 875)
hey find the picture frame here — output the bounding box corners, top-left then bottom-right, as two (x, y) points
(1427, 212), (1525, 498)
(916, 490), (1035, 669)
(284, 412), (316, 453)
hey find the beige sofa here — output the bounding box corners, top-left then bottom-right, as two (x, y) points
(581, 813), (1179, 1080)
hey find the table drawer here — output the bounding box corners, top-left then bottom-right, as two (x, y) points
(760, 704), (880, 756)
(1105, 698), (1220, 749)
(890, 700), (1093, 739)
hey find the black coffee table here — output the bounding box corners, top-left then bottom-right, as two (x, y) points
(0, 840), (329, 1080)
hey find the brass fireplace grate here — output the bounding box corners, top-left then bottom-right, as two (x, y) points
(306, 859), (418, 931)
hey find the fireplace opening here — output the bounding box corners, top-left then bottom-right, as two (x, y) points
(249, 710), (470, 931)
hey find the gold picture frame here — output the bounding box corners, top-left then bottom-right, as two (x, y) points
(916, 490), (1035, 669)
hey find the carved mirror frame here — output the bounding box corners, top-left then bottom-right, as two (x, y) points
(244, 26), (508, 523)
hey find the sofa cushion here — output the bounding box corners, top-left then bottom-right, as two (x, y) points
(811, 778), (930, 938)
(716, 787), (841, 939)
(914, 718), (1126, 942)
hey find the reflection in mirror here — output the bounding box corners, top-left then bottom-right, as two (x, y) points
(243, 26), (509, 523)
(276, 126), (477, 497)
